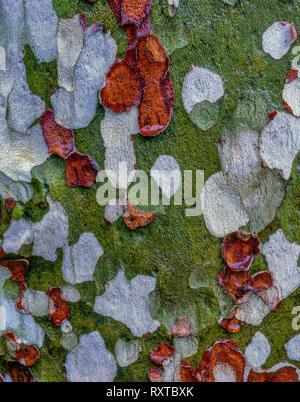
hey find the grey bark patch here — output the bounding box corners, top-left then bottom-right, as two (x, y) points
(25, 0), (58, 63)
(241, 168), (285, 233)
(150, 155), (181, 199)
(0, 267), (45, 347)
(218, 126), (285, 232)
(23, 288), (50, 317)
(3, 196), (69, 261)
(282, 76), (300, 117)
(234, 294), (272, 326)
(0, 124), (49, 183)
(232, 94), (268, 132)
(104, 198), (125, 225)
(262, 22), (296, 60)
(245, 331), (271, 368)
(114, 339), (141, 367)
(260, 112), (300, 180)
(100, 107), (139, 189)
(7, 57), (45, 133)
(285, 334), (300, 361)
(261, 229), (300, 299)
(189, 101), (220, 131)
(182, 67), (224, 114)
(60, 332), (78, 351)
(32, 197), (69, 261)
(0, 172), (33, 203)
(56, 15), (84, 92)
(62, 285), (81, 303)
(52, 27), (117, 129)
(201, 171), (249, 238)
(62, 232), (103, 284)
(61, 320), (73, 334)
(94, 269), (160, 337)
(174, 336), (198, 358)
(66, 331), (117, 382)
(0, 0), (58, 134)
(218, 128), (262, 196)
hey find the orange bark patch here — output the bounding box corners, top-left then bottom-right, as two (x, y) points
(39, 110), (75, 158)
(285, 68), (298, 83)
(13, 345), (40, 367)
(136, 35), (169, 79)
(0, 259), (29, 286)
(268, 110), (278, 120)
(180, 360), (197, 382)
(47, 287), (69, 327)
(5, 198), (16, 213)
(251, 271), (273, 292)
(218, 266), (252, 303)
(5, 361), (34, 382)
(3, 330), (21, 345)
(172, 316), (192, 337)
(150, 343), (175, 365)
(121, 0), (152, 25)
(197, 339), (246, 382)
(148, 367), (163, 382)
(104, 0), (174, 136)
(220, 316), (244, 334)
(139, 81), (173, 136)
(222, 232), (260, 271)
(100, 60), (141, 113)
(65, 152), (99, 188)
(283, 99), (295, 116)
(123, 201), (155, 230)
(0, 247), (5, 259)
(248, 366), (299, 382)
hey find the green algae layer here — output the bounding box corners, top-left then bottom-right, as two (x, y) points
(0, 0), (299, 381)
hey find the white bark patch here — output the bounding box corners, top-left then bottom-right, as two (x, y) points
(100, 107), (139, 189)
(66, 331), (117, 382)
(260, 112), (300, 180)
(62, 232), (103, 284)
(262, 22), (297, 60)
(245, 331), (271, 368)
(150, 155), (181, 199)
(3, 196), (69, 262)
(201, 171), (249, 238)
(94, 269), (160, 337)
(261, 229), (300, 299)
(52, 27), (117, 129)
(182, 66), (224, 114)
(282, 75), (300, 117)
(285, 334), (300, 361)
(56, 16), (84, 92)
